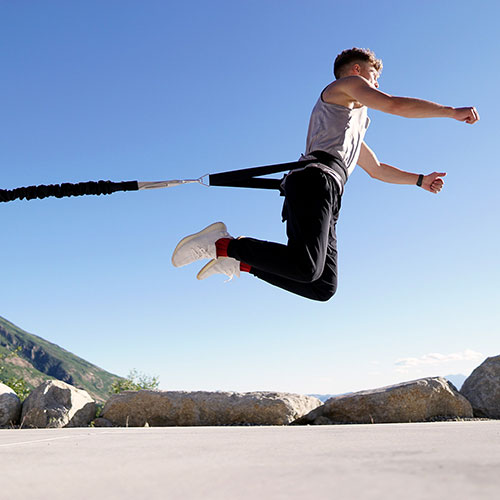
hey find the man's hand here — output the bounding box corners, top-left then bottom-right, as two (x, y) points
(422, 172), (446, 193)
(452, 107), (480, 124)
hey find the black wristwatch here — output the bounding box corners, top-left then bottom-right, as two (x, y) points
(416, 174), (424, 187)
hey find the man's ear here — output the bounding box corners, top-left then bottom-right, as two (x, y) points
(352, 63), (361, 74)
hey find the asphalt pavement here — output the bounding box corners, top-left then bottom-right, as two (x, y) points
(1, 421), (499, 499)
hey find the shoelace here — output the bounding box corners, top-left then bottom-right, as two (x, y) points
(219, 259), (240, 282)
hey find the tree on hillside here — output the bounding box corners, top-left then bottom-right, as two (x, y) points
(0, 347), (31, 401)
(109, 369), (160, 394)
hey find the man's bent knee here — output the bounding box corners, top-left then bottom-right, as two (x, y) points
(314, 285), (337, 302)
(294, 260), (325, 283)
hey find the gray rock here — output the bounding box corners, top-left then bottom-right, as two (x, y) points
(102, 390), (321, 427)
(293, 377), (473, 425)
(0, 382), (21, 426)
(21, 380), (96, 428)
(460, 355), (500, 418)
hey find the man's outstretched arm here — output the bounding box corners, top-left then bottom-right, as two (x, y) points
(342, 76), (479, 123)
(357, 142), (446, 194)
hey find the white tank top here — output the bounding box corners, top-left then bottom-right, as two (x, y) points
(302, 92), (371, 186)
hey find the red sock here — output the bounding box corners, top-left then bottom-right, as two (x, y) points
(240, 262), (251, 273)
(215, 238), (231, 257)
(216, 238), (251, 272)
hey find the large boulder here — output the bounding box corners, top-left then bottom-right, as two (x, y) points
(102, 390), (321, 426)
(21, 380), (96, 428)
(460, 355), (500, 418)
(0, 382), (21, 426)
(293, 377), (473, 425)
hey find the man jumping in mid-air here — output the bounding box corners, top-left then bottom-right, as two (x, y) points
(172, 48), (479, 301)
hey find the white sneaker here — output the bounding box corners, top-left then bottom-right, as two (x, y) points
(197, 258), (240, 281)
(171, 222), (232, 268)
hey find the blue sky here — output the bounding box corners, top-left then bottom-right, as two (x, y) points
(1, 0), (498, 394)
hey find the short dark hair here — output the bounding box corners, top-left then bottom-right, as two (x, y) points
(334, 48), (383, 79)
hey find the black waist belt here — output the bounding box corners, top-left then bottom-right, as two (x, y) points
(208, 150), (348, 193)
(296, 150), (348, 186)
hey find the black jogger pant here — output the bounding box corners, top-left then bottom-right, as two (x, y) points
(227, 167), (341, 302)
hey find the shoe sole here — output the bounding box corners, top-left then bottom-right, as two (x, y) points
(171, 222), (227, 267)
(196, 259), (218, 280)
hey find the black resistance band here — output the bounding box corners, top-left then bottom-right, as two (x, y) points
(1, 151), (347, 203)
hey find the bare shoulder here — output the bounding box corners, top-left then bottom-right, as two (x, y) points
(322, 76), (369, 108)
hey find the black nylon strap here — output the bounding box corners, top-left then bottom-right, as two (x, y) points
(209, 159), (310, 189)
(208, 151), (347, 191)
(0, 180), (139, 203)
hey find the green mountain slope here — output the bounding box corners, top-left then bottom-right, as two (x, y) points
(0, 316), (124, 402)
